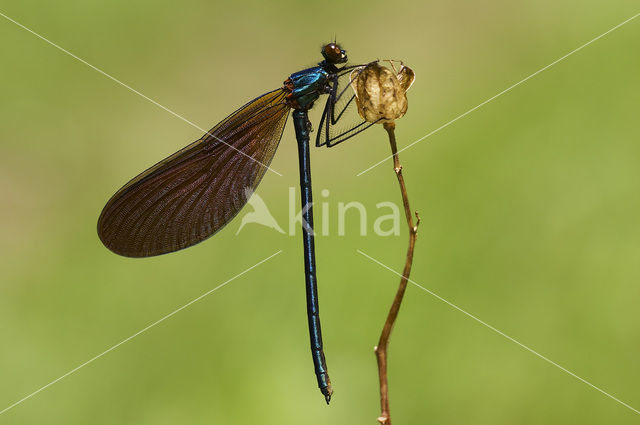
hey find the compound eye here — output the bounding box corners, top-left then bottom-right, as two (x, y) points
(324, 43), (337, 58)
(323, 42), (346, 63)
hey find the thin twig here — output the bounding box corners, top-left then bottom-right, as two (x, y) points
(375, 121), (420, 425)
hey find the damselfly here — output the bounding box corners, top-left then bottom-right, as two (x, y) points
(98, 42), (377, 403)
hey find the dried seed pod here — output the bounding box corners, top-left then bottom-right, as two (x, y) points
(350, 62), (415, 124)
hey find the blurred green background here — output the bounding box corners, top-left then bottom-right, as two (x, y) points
(1, 1), (639, 424)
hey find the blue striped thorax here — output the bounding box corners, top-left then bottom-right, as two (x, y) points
(284, 66), (330, 110)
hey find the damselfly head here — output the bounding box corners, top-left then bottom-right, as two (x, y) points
(322, 42), (347, 64)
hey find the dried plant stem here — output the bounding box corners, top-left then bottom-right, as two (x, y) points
(375, 121), (420, 425)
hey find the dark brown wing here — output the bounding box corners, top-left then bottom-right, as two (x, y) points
(98, 89), (290, 257)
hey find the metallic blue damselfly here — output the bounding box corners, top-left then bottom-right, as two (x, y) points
(98, 42), (377, 403)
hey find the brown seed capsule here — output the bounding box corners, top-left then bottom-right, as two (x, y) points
(350, 62), (415, 124)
